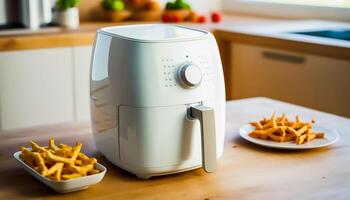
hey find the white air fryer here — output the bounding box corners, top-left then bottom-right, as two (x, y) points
(90, 24), (225, 179)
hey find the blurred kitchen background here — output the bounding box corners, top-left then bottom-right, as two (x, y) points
(0, 0), (349, 131)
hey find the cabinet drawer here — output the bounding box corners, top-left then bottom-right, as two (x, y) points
(230, 43), (350, 117)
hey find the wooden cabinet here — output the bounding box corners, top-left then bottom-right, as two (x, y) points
(0, 46), (92, 130)
(230, 43), (350, 117)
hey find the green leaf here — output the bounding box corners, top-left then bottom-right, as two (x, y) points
(165, 0), (191, 10)
(56, 0), (80, 11)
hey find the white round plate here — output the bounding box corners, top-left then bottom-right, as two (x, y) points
(239, 124), (339, 150)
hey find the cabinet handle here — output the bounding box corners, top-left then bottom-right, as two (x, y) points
(262, 51), (306, 64)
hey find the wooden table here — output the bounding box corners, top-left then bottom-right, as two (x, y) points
(1, 97), (349, 200)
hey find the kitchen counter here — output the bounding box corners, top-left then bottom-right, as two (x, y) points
(214, 19), (350, 61)
(0, 20), (221, 51)
(0, 22), (135, 51)
(1, 15), (349, 61)
(1, 97), (350, 200)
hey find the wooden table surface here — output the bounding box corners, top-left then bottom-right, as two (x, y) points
(1, 97), (349, 200)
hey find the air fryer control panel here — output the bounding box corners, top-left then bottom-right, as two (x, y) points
(161, 55), (214, 88)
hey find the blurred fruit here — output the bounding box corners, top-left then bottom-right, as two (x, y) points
(162, 9), (191, 23)
(173, 15), (181, 22)
(162, 14), (171, 22)
(197, 15), (206, 23)
(102, 0), (125, 11)
(125, 0), (148, 10)
(128, 0), (143, 3)
(112, 1), (125, 11)
(126, 0), (144, 5)
(145, 1), (161, 10)
(211, 12), (221, 23)
(189, 11), (199, 22)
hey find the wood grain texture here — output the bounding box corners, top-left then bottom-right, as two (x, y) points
(0, 22), (149, 51)
(0, 97), (349, 200)
(0, 32), (94, 51)
(230, 43), (350, 118)
(213, 32), (233, 100)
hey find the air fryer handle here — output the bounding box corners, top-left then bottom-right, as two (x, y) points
(190, 105), (217, 173)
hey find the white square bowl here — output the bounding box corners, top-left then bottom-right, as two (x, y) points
(13, 151), (107, 193)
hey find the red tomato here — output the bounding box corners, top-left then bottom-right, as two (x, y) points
(197, 15), (206, 23)
(173, 15), (181, 23)
(162, 14), (171, 23)
(211, 12), (221, 23)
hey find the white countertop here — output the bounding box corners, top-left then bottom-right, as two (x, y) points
(215, 17), (350, 49)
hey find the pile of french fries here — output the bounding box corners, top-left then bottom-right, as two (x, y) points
(19, 139), (100, 181)
(249, 113), (325, 144)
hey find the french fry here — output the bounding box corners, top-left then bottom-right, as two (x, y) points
(280, 128), (286, 142)
(62, 173), (83, 180)
(262, 121), (273, 129)
(46, 151), (74, 164)
(75, 159), (83, 166)
(67, 164), (94, 176)
(249, 113), (325, 145)
(271, 112), (276, 120)
(46, 162), (64, 176)
(292, 122), (304, 130)
(78, 153), (97, 164)
(88, 169), (101, 175)
(31, 141), (47, 152)
(19, 139), (100, 181)
(283, 133), (296, 142)
(315, 132), (325, 138)
(268, 133), (284, 142)
(250, 127), (278, 139)
(306, 133), (316, 143)
(70, 143), (82, 161)
(296, 134), (307, 144)
(260, 118), (269, 125)
(296, 125), (308, 136)
(287, 127), (298, 137)
(251, 127), (277, 136)
(280, 113), (286, 123)
(32, 152), (48, 175)
(54, 163), (63, 181)
(250, 122), (263, 130)
(20, 147), (36, 168)
(49, 138), (60, 151)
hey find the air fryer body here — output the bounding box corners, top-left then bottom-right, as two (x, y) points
(90, 25), (225, 179)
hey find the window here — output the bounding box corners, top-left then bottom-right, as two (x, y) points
(223, 0), (350, 21)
